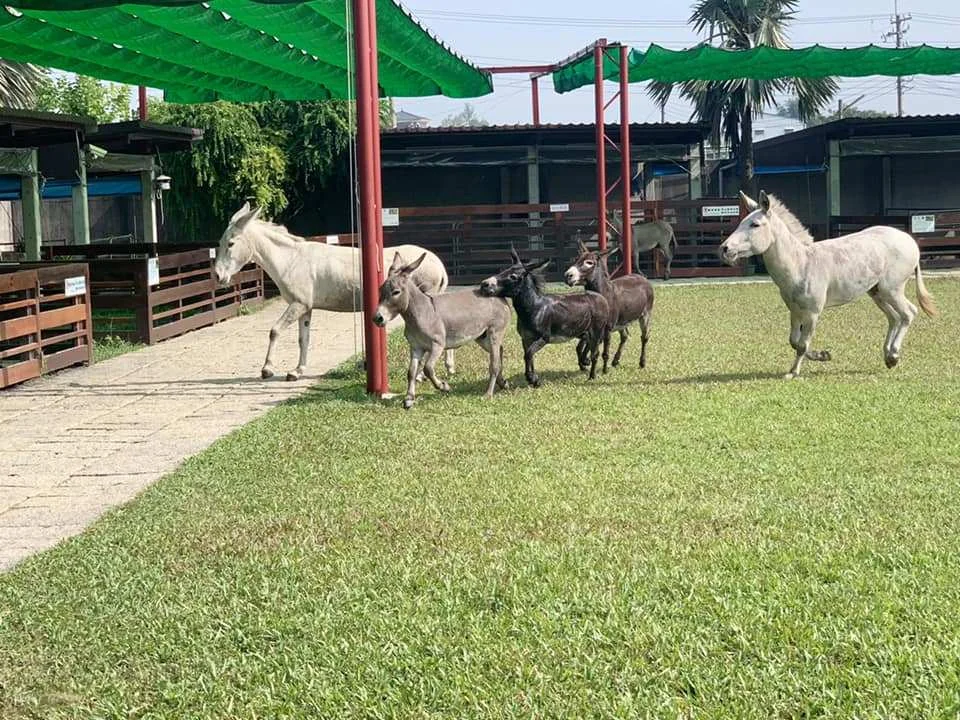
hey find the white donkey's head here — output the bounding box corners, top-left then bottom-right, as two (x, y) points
(214, 202), (263, 285)
(718, 190), (775, 265)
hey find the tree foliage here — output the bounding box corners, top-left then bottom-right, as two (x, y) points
(442, 103), (489, 127)
(814, 105), (893, 124)
(648, 0), (837, 194)
(34, 72), (131, 122)
(150, 101), (288, 243)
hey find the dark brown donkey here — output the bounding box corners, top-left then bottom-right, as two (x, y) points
(480, 249), (611, 387)
(564, 239), (654, 369)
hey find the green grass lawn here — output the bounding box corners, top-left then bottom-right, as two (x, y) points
(2, 278), (959, 719)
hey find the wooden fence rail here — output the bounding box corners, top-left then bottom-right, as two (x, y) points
(0, 263), (93, 389)
(830, 213), (960, 269)
(40, 245), (263, 344)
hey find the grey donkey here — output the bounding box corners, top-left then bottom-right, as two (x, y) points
(374, 252), (512, 409)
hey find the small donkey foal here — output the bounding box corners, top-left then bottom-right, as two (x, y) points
(374, 252), (511, 409)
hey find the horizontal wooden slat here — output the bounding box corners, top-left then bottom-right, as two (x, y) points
(0, 314), (39, 342)
(151, 310), (217, 344)
(0, 270), (38, 294)
(38, 304), (87, 331)
(151, 296), (216, 321)
(0, 341), (39, 361)
(149, 281), (215, 307)
(0, 358), (40, 389)
(42, 344), (91, 373)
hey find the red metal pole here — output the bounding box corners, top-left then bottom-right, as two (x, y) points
(531, 76), (541, 126)
(138, 86), (148, 120)
(367, 0), (388, 394)
(619, 44), (631, 275)
(594, 43), (607, 251)
(353, 0), (387, 395)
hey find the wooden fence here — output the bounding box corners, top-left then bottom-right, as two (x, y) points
(40, 244), (263, 344)
(290, 199), (747, 287)
(830, 213), (960, 269)
(0, 263), (93, 389)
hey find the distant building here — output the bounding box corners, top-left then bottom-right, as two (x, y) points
(394, 109), (431, 130)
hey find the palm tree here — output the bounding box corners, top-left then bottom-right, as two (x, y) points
(0, 59), (44, 108)
(649, 0), (837, 195)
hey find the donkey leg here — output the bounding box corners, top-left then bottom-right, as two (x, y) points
(601, 328), (611, 375)
(496, 344), (510, 390)
(422, 342), (451, 393)
(404, 347), (424, 410)
(262, 302), (305, 379)
(611, 327), (629, 368)
(444, 348), (456, 376)
(869, 289), (899, 363)
(523, 337), (548, 387)
(886, 285), (918, 368)
(286, 310), (312, 381)
(588, 334), (601, 380)
(786, 312), (819, 379)
(639, 314), (651, 369)
(662, 245), (673, 281)
(576, 338), (589, 372)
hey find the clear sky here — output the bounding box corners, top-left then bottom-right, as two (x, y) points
(398, 0), (960, 126)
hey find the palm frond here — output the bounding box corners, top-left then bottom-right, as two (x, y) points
(0, 60), (44, 108)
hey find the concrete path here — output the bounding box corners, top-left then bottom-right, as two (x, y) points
(0, 301), (370, 572)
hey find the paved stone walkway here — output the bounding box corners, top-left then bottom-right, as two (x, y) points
(0, 301), (371, 572)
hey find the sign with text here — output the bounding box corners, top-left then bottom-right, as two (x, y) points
(208, 248), (216, 259)
(326, 235), (340, 245)
(702, 205), (740, 218)
(147, 257), (160, 287)
(64, 275), (86, 298)
(382, 208), (400, 227)
(911, 214), (936, 234)
(549, 203), (570, 213)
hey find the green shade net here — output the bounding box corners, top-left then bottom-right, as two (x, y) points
(553, 43), (960, 94)
(0, 1), (492, 102)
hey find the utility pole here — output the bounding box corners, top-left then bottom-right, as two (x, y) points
(837, 94), (866, 120)
(883, 0), (911, 116)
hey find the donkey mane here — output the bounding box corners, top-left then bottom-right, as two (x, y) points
(767, 194), (814, 246)
(252, 217), (304, 243)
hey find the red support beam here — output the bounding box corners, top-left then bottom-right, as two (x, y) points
(138, 86), (148, 121)
(531, 76), (541, 126)
(594, 42), (607, 251)
(619, 44), (632, 275)
(352, 0), (388, 395)
(481, 64), (555, 74)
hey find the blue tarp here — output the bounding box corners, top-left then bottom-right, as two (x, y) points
(0, 174), (142, 201)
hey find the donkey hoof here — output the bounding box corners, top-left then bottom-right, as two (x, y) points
(415, 373), (426, 383)
(885, 354), (900, 369)
(527, 376), (541, 388)
(783, 372), (798, 380)
(403, 398), (415, 410)
(261, 367), (275, 379)
(821, 350), (832, 361)
(439, 382), (451, 393)
(285, 371), (301, 382)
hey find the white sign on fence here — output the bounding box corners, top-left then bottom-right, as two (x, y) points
(702, 205), (740, 218)
(63, 275), (86, 298)
(209, 248), (216, 259)
(147, 257), (160, 287)
(382, 208), (400, 227)
(911, 214), (936, 234)
(326, 235), (340, 245)
(549, 203), (570, 213)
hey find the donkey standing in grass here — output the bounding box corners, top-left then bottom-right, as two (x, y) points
(214, 202), (453, 381)
(374, 252), (511, 409)
(606, 211), (678, 280)
(480, 249), (610, 386)
(565, 239), (655, 370)
(719, 190), (937, 378)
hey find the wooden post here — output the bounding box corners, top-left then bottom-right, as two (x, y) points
(21, 149), (42, 261)
(72, 148), (90, 245)
(140, 164), (158, 244)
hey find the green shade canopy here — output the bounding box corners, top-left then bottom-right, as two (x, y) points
(553, 43), (960, 94)
(0, 1), (493, 102)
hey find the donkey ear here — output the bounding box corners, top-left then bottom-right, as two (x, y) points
(758, 190), (770, 213)
(229, 201), (251, 224)
(402, 252), (427, 274)
(525, 259), (550, 274)
(739, 190), (759, 211)
(388, 252), (405, 275)
(233, 204), (261, 232)
(510, 246), (522, 264)
(577, 237), (589, 254)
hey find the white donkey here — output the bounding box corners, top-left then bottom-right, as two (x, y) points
(214, 202), (452, 381)
(719, 190), (936, 379)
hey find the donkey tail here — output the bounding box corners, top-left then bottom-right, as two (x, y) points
(915, 263), (937, 317)
(438, 262), (450, 294)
